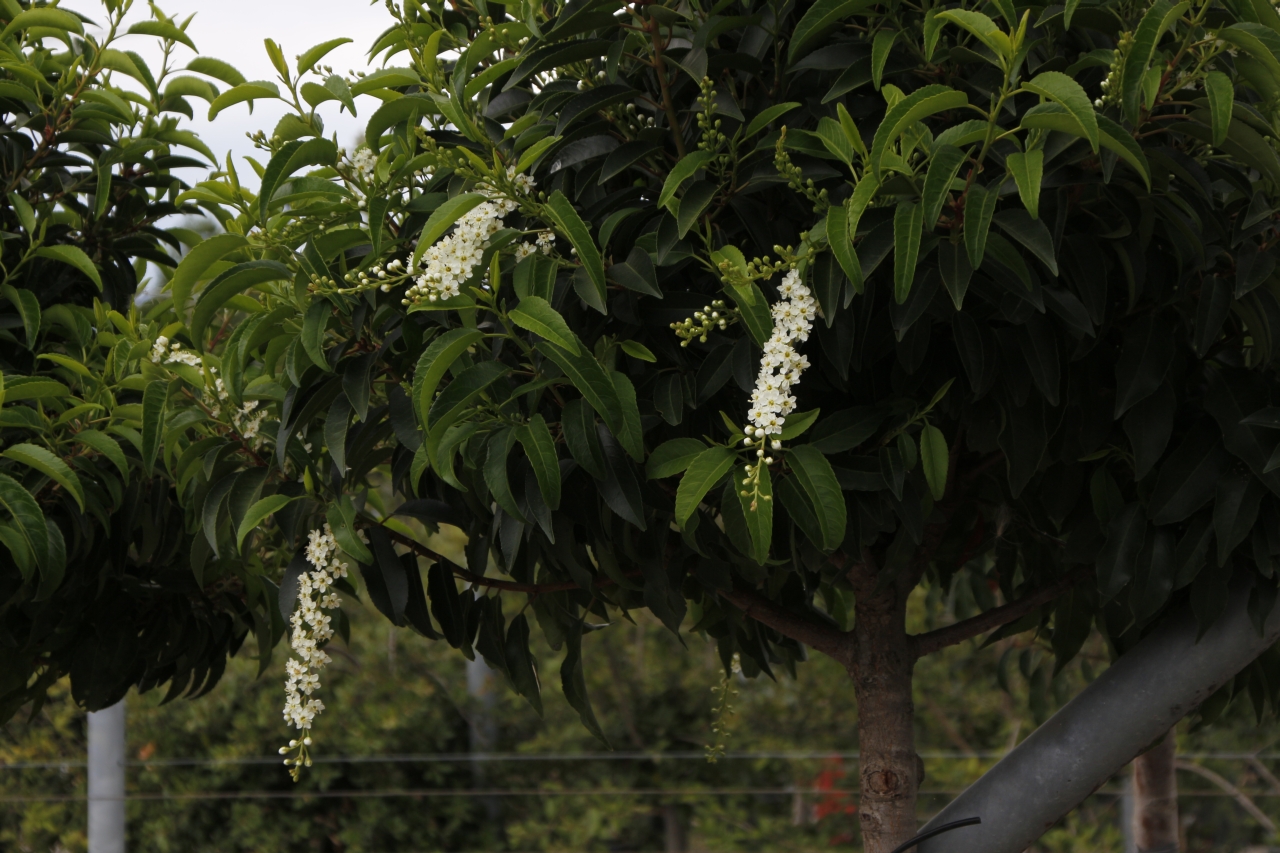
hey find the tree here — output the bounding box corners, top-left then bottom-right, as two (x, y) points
(8, 0), (1280, 849)
(0, 0), (249, 721)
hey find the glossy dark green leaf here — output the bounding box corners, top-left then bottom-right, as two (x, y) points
(1114, 315), (1175, 417)
(922, 145), (966, 229)
(596, 424), (647, 530)
(141, 380), (167, 475)
(342, 352), (375, 422)
(993, 209), (1057, 275)
(1148, 419), (1231, 524)
(560, 624), (609, 744)
(325, 393), (351, 474)
(1017, 315), (1060, 406)
(787, 445), (846, 551)
(364, 526), (409, 626)
(609, 246), (662, 298)
(484, 428), (527, 522)
(737, 461), (773, 564)
(516, 414), (561, 510)
(893, 201), (925, 304)
(1123, 384), (1176, 480)
(676, 180), (717, 239)
(964, 182), (1000, 268)
(563, 398), (607, 479)
(1097, 503), (1147, 601)
(505, 614), (543, 715)
(1213, 472), (1265, 567)
(675, 446), (737, 528)
(1172, 512), (1213, 590)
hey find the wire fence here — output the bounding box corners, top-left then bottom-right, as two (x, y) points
(5, 751), (1280, 808)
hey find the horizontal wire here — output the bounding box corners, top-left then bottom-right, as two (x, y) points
(1, 788), (1270, 804)
(4, 750), (1278, 771)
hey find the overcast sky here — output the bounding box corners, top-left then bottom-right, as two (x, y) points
(63, 0), (398, 180)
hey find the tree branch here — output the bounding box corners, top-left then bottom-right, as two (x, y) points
(911, 568), (1091, 659)
(717, 581), (854, 666)
(380, 527), (580, 595)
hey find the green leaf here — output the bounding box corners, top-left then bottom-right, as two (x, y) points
(963, 182), (1000, 268)
(780, 409), (822, 440)
(141, 380), (167, 474)
(1063, 0), (1083, 28)
(326, 394), (351, 473)
(2, 443), (83, 511)
(869, 85), (969, 178)
(484, 428), (526, 522)
(327, 496), (374, 564)
(787, 445), (846, 551)
(825, 203), (862, 288)
(413, 328), (485, 428)
(0, 8), (83, 42)
(236, 494), (303, 549)
(619, 340), (656, 362)
(893, 201), (924, 304)
(510, 296), (580, 353)
(167, 232), (249, 316)
(187, 57), (247, 87)
(1114, 315), (1175, 417)
(563, 397), (607, 479)
(539, 342), (624, 438)
(1121, 1), (1187, 124)
(919, 425), (949, 501)
(1, 284), (39, 348)
(789, 0), (877, 63)
(426, 362), (510, 449)
(516, 414), (561, 510)
(207, 81), (281, 120)
(676, 181), (717, 239)
(301, 300), (331, 370)
(258, 138), (337, 223)
(744, 102), (803, 138)
(561, 625), (609, 745)
(610, 371), (645, 461)
(127, 19), (196, 50)
(0, 472), (47, 573)
(74, 430), (128, 483)
(1148, 420), (1228, 525)
(505, 615), (543, 715)
(647, 438), (707, 479)
(545, 191), (607, 314)
(737, 461), (773, 564)
(190, 260), (289, 347)
(935, 10), (1012, 59)
(1205, 70), (1234, 147)
(365, 94), (437, 151)
(1022, 71), (1099, 153)
(871, 29), (899, 90)
(298, 37), (352, 72)
(657, 151), (715, 212)
(675, 446), (737, 528)
(1006, 150), (1043, 219)
(992, 209), (1058, 275)
(836, 103), (868, 159)
(731, 282), (774, 347)
(35, 246), (101, 291)
(921, 144), (966, 229)
(1097, 504), (1147, 601)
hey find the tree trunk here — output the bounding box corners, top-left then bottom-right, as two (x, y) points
(1132, 731), (1179, 853)
(851, 574), (919, 853)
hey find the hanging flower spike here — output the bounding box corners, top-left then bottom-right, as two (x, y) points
(279, 523), (351, 780)
(741, 268), (817, 507)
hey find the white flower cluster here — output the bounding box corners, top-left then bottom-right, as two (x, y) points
(279, 524), (354, 774)
(150, 335), (202, 368)
(404, 167), (536, 306)
(514, 230), (555, 261)
(207, 369), (269, 446)
(352, 146), (377, 182)
(745, 269), (816, 441)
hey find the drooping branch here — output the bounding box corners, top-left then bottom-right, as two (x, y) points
(911, 568), (1091, 659)
(379, 526), (580, 594)
(717, 581), (854, 666)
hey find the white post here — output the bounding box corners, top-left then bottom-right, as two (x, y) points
(87, 701), (126, 853)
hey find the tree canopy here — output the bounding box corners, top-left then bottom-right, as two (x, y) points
(7, 0), (1280, 848)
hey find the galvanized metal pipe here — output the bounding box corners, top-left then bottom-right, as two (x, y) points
(88, 701), (126, 853)
(918, 585), (1280, 853)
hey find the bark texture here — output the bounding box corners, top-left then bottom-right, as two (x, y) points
(850, 562), (919, 853)
(1132, 732), (1179, 853)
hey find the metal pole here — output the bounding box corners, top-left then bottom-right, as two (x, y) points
(87, 701), (126, 853)
(918, 584), (1280, 853)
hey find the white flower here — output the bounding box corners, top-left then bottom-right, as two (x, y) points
(745, 269), (816, 438)
(280, 524), (348, 761)
(404, 170), (537, 306)
(352, 146), (377, 182)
